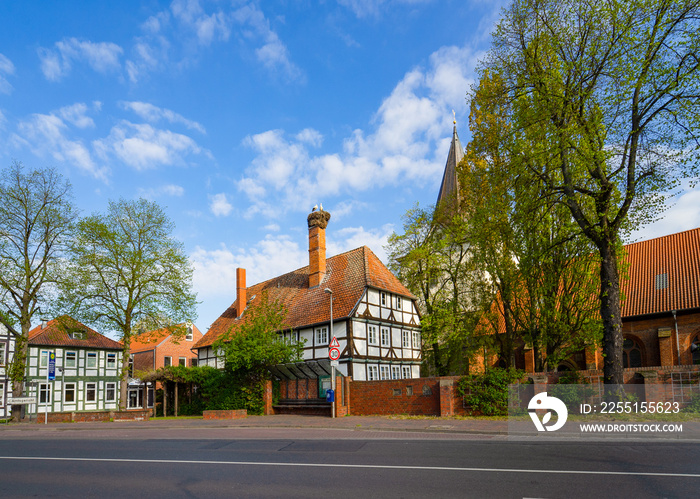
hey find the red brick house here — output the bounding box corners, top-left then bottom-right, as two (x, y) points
(194, 209), (422, 384)
(128, 323), (203, 409)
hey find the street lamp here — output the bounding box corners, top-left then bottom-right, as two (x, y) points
(324, 287), (335, 418)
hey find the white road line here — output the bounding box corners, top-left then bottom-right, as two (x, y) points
(0, 456), (698, 478)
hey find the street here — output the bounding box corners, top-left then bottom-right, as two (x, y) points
(0, 425), (698, 498)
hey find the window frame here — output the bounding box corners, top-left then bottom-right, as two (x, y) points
(380, 327), (390, 347)
(380, 292), (387, 307)
(0, 382), (4, 407)
(402, 331), (410, 348)
(367, 365), (379, 381)
(64, 383), (76, 403)
(86, 382), (97, 402)
(368, 325), (378, 346)
(186, 325), (194, 341)
(179, 357), (187, 367)
(396, 296), (402, 310)
(164, 356), (172, 367)
(106, 352), (116, 369)
(40, 350), (50, 368)
(402, 366), (412, 379)
(105, 382), (116, 402)
(39, 383), (51, 404)
(391, 366), (401, 380)
(380, 365), (390, 380)
(86, 351), (97, 368)
(0, 342), (5, 366)
(315, 326), (328, 345)
(65, 351), (77, 368)
(412, 331), (420, 349)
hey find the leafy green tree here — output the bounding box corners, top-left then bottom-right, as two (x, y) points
(461, 70), (601, 371)
(485, 0), (700, 383)
(0, 161), (77, 419)
(57, 198), (197, 410)
(215, 292), (303, 380)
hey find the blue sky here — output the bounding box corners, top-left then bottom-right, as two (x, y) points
(1, 0), (698, 336)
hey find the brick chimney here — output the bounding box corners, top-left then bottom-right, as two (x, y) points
(307, 208), (331, 288)
(236, 267), (246, 318)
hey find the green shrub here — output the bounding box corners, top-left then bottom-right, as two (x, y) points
(458, 367), (524, 416)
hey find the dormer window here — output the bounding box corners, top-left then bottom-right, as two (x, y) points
(70, 331), (86, 340)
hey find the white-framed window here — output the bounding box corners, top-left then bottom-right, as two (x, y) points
(396, 297), (402, 310)
(402, 331), (410, 348)
(39, 383), (51, 404)
(412, 331), (420, 349)
(70, 331), (86, 340)
(0, 382), (4, 406)
(40, 350), (50, 368)
(402, 366), (412, 379)
(87, 352), (97, 368)
(367, 365), (379, 381)
(164, 356), (172, 367)
(186, 325), (194, 341)
(368, 325), (378, 345)
(315, 326), (328, 345)
(105, 382), (116, 402)
(380, 327), (390, 347)
(86, 383), (96, 402)
(179, 357), (186, 367)
(391, 366), (401, 379)
(380, 365), (390, 380)
(106, 353), (116, 368)
(64, 383), (76, 403)
(380, 292), (387, 306)
(0, 343), (5, 366)
(65, 351), (77, 368)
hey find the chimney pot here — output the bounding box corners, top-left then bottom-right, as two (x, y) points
(308, 209), (331, 288)
(236, 268), (247, 318)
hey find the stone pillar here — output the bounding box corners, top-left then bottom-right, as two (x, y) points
(658, 328), (674, 367)
(523, 347), (535, 373)
(637, 371), (662, 403)
(439, 378), (454, 417)
(263, 380), (273, 415)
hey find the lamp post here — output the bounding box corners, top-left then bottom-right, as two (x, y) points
(324, 287), (335, 418)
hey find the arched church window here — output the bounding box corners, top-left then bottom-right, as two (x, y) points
(623, 337), (643, 368)
(692, 335), (700, 365)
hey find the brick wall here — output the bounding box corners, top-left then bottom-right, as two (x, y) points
(37, 410), (150, 423)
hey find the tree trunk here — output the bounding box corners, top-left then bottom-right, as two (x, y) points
(599, 240), (624, 385)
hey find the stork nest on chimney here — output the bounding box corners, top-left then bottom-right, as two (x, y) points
(307, 209), (331, 229)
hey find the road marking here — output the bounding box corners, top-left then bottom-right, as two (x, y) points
(0, 456), (698, 478)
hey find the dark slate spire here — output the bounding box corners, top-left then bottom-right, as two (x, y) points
(436, 121), (464, 211)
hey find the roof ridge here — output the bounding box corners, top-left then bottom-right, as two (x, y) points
(625, 227), (700, 248)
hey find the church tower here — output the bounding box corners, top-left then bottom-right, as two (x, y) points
(435, 117), (464, 212)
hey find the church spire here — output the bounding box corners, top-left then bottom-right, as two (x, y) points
(436, 115), (464, 211)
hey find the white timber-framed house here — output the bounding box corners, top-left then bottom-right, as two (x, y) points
(194, 209), (422, 382)
(0, 323), (16, 419)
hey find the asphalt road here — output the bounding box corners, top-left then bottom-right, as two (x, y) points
(1, 430), (698, 498)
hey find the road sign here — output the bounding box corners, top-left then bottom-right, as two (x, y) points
(330, 336), (340, 348)
(329, 347), (341, 361)
(11, 397), (36, 405)
(48, 352), (56, 381)
(330, 360), (339, 367)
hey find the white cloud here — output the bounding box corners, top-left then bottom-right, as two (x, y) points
(13, 106), (107, 181)
(236, 44), (478, 217)
(38, 38), (123, 81)
(328, 224), (395, 263)
(138, 184), (185, 199)
(120, 101), (206, 133)
(190, 235), (307, 299)
(338, 0), (433, 18)
(629, 187), (700, 242)
(94, 121), (201, 170)
(209, 193), (233, 217)
(0, 53), (15, 94)
(171, 0), (232, 46)
(232, 4), (304, 82)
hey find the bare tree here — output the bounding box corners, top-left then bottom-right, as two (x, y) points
(0, 161), (77, 419)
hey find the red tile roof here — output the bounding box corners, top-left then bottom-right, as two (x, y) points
(194, 246), (416, 349)
(28, 315), (122, 350)
(130, 324), (202, 353)
(621, 227), (700, 318)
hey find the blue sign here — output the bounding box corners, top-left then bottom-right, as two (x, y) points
(48, 352), (56, 381)
(326, 389), (334, 403)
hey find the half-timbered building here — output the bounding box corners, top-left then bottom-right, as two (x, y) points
(0, 323), (16, 419)
(193, 210), (422, 381)
(24, 316), (123, 415)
